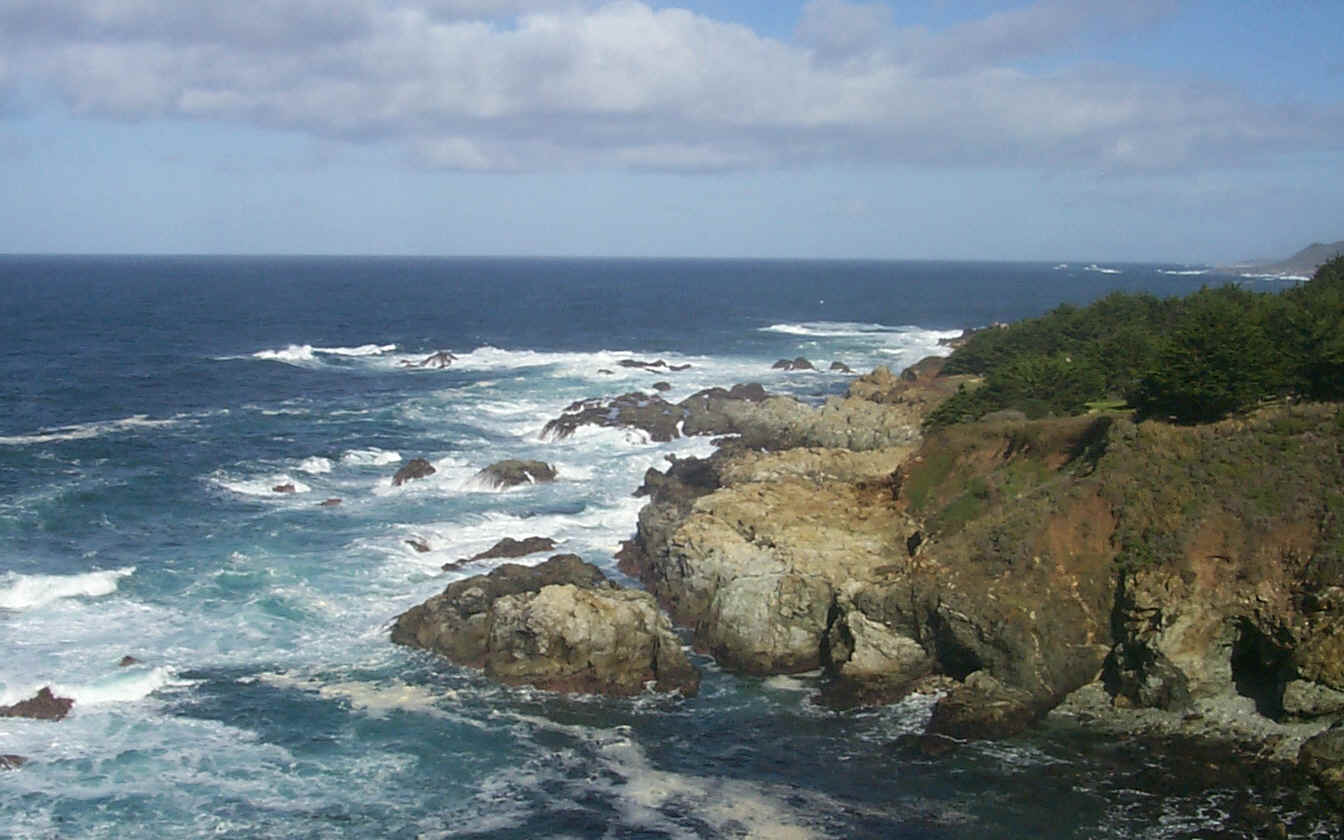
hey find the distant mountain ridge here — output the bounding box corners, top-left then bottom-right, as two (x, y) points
(1230, 240), (1344, 277)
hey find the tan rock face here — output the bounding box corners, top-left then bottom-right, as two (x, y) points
(391, 555), (699, 697)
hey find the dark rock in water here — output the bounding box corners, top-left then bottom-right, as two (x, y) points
(651, 381), (671, 392)
(464, 536), (557, 563)
(391, 554), (700, 697)
(597, 368), (614, 375)
(272, 483), (296, 494)
(400, 350), (457, 369)
(0, 687), (74, 721)
(0, 755), (27, 770)
(406, 538), (432, 553)
(118, 655), (141, 667)
(667, 363), (691, 372)
(543, 393), (684, 442)
(618, 358), (668, 369)
(925, 672), (1040, 740)
(318, 498), (342, 507)
(829, 361), (853, 373)
(771, 357), (815, 371)
(474, 459), (557, 488)
(392, 458), (437, 486)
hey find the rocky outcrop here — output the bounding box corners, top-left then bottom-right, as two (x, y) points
(474, 459), (556, 488)
(829, 361), (853, 373)
(771, 357), (814, 371)
(617, 358), (691, 372)
(460, 536), (557, 564)
(392, 458), (437, 486)
(399, 351), (457, 369)
(391, 555), (699, 697)
(1, 687), (74, 721)
(543, 393), (685, 442)
(1300, 725), (1344, 808)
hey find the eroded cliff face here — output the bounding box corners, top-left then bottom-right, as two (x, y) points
(621, 391), (1344, 777)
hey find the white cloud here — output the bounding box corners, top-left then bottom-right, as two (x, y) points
(0, 0), (1335, 173)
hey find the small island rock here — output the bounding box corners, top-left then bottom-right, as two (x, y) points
(392, 458), (437, 487)
(0, 687), (74, 721)
(474, 459), (557, 488)
(391, 555), (699, 696)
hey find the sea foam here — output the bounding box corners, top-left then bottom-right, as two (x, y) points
(0, 567), (135, 611)
(0, 415), (178, 446)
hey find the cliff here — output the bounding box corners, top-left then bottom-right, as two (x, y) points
(619, 373), (1344, 806)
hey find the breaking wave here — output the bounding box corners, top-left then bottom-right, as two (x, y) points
(0, 567), (135, 611)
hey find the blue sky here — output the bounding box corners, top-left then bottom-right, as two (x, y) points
(2, 0), (1341, 262)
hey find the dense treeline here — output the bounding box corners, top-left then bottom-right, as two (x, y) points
(925, 255), (1344, 428)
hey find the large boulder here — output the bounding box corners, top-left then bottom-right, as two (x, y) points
(392, 458), (437, 486)
(0, 687), (74, 721)
(542, 393), (684, 442)
(391, 555), (699, 696)
(463, 536), (557, 563)
(1299, 725), (1344, 809)
(474, 459), (557, 488)
(925, 671), (1042, 740)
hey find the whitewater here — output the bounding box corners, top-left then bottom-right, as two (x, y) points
(0, 256), (1330, 839)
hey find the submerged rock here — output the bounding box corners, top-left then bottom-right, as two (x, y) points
(391, 555), (699, 696)
(318, 497), (342, 507)
(391, 458), (437, 486)
(272, 483), (296, 494)
(0, 687), (74, 721)
(474, 459), (557, 488)
(406, 538), (432, 553)
(0, 755), (26, 770)
(118, 655), (141, 667)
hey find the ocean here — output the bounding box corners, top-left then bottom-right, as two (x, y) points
(0, 256), (1330, 839)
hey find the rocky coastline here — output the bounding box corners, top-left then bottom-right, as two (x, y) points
(392, 356), (1344, 815)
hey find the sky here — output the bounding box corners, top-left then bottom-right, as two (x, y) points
(1, 0), (1341, 262)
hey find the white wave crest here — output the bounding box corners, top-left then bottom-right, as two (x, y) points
(213, 474), (312, 497)
(1156, 268), (1210, 276)
(250, 343), (396, 365)
(0, 567), (135, 611)
(297, 456), (334, 474)
(341, 447), (402, 466)
(760, 321), (921, 338)
(1083, 264), (1122, 275)
(53, 665), (190, 706)
(0, 415), (178, 446)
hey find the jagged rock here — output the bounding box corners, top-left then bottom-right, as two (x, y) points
(616, 358), (691, 372)
(118, 655), (141, 667)
(0, 755), (26, 770)
(462, 536), (557, 563)
(399, 350), (457, 369)
(0, 687), (74, 721)
(542, 393), (684, 442)
(677, 383), (770, 437)
(829, 361), (853, 373)
(771, 357), (814, 371)
(1283, 680), (1344, 719)
(392, 458), (437, 486)
(1104, 640), (1193, 711)
(824, 609), (933, 703)
(272, 483), (296, 494)
(1299, 725), (1344, 808)
(318, 498), (342, 507)
(391, 555), (699, 696)
(925, 671), (1041, 740)
(899, 355), (946, 382)
(406, 538), (432, 553)
(474, 459), (557, 488)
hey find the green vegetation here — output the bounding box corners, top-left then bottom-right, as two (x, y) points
(926, 256), (1344, 428)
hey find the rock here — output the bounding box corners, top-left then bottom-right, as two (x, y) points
(829, 361), (853, 373)
(474, 459), (557, 488)
(1283, 680), (1344, 719)
(318, 498), (342, 507)
(272, 483), (296, 493)
(0, 687), (74, 721)
(651, 381), (671, 391)
(925, 671), (1041, 740)
(0, 755), (26, 770)
(406, 538), (432, 553)
(823, 609), (933, 705)
(1299, 725), (1344, 808)
(392, 458), (437, 486)
(899, 355), (946, 382)
(542, 392), (684, 442)
(462, 536), (557, 563)
(400, 350), (457, 369)
(118, 655), (141, 667)
(771, 357), (814, 371)
(677, 384), (770, 437)
(391, 555), (699, 696)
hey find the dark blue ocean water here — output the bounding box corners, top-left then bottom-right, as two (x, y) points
(0, 256), (1328, 838)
